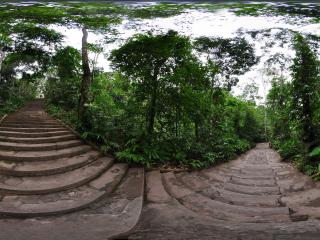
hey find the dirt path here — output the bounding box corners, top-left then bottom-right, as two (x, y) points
(128, 143), (320, 240)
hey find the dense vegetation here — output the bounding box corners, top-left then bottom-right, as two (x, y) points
(47, 30), (264, 169)
(267, 34), (320, 179)
(0, 2), (265, 169)
(2, 2), (319, 172)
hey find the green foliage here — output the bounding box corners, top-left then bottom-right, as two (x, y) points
(194, 36), (258, 90)
(309, 146), (320, 158)
(109, 30), (202, 142)
(0, 20), (62, 114)
(0, 2), (264, 170)
(225, 3), (320, 24)
(73, 15), (121, 31)
(129, 3), (189, 19)
(277, 139), (303, 159)
(0, 4), (67, 25)
(46, 104), (78, 128)
(290, 34), (320, 144)
(230, 4), (270, 16)
(13, 24), (63, 46)
(268, 34), (320, 178)
(63, 2), (127, 16)
(46, 31), (262, 169)
(3, 1), (320, 175)
(0, 80), (37, 116)
(45, 46), (81, 108)
(116, 141), (161, 168)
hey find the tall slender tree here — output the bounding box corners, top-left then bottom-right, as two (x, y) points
(110, 31), (208, 143)
(78, 28), (91, 123)
(291, 34), (320, 146)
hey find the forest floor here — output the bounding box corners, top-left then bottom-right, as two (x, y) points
(0, 100), (319, 240)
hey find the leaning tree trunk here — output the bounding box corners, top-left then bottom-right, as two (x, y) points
(0, 49), (5, 82)
(78, 27), (91, 124)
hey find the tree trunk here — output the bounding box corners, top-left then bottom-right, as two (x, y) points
(303, 94), (314, 144)
(195, 120), (199, 141)
(0, 49), (5, 82)
(146, 74), (158, 144)
(91, 52), (99, 85)
(78, 27), (91, 123)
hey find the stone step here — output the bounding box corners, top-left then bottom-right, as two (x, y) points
(217, 166), (242, 173)
(88, 168), (145, 240)
(0, 145), (92, 162)
(217, 168), (275, 180)
(290, 206), (320, 220)
(277, 175), (315, 193)
(5, 115), (53, 120)
(284, 186), (320, 203)
(0, 168), (144, 240)
(0, 134), (77, 143)
(200, 168), (231, 183)
(203, 167), (275, 182)
(229, 176), (277, 187)
(201, 186), (281, 208)
(0, 130), (71, 138)
(240, 168), (274, 175)
(223, 182), (280, 195)
(3, 120), (59, 125)
(1, 119), (61, 127)
(0, 127), (66, 133)
(0, 157), (113, 195)
(163, 172), (290, 223)
(181, 194), (290, 223)
(146, 170), (171, 203)
(0, 163), (128, 217)
(177, 173), (280, 207)
(0, 151), (101, 176)
(1, 123), (61, 128)
(0, 140), (82, 151)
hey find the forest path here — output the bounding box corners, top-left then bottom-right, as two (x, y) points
(128, 143), (320, 240)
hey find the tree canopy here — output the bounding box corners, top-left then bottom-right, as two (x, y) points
(0, 2), (266, 170)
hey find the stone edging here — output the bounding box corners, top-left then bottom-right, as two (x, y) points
(108, 170), (145, 240)
(0, 115), (8, 125)
(148, 168), (190, 173)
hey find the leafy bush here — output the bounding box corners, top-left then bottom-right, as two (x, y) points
(276, 138), (303, 159)
(0, 82), (36, 117)
(267, 35), (320, 180)
(309, 146), (320, 158)
(45, 32), (263, 169)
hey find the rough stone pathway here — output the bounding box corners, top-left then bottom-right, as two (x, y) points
(1, 100), (320, 240)
(128, 144), (320, 240)
(0, 100), (144, 240)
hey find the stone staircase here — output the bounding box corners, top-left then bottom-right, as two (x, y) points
(1, 100), (320, 240)
(129, 144), (320, 239)
(0, 100), (144, 239)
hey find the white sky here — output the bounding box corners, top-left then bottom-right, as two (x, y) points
(52, 7), (320, 103)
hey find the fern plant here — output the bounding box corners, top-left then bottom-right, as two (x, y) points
(309, 146), (320, 158)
